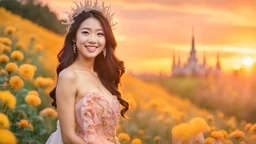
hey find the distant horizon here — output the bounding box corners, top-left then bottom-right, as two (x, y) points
(41, 0), (256, 74)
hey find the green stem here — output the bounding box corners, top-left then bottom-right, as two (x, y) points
(4, 106), (8, 115)
(21, 129), (25, 144)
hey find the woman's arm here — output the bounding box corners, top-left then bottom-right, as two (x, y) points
(56, 69), (85, 144)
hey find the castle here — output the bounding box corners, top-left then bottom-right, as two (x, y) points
(171, 30), (221, 77)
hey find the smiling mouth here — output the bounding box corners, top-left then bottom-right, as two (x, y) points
(84, 46), (97, 52)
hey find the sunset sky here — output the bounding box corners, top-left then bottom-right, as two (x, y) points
(43, 0), (256, 75)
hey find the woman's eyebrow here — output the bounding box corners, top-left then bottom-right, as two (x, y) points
(81, 27), (103, 31)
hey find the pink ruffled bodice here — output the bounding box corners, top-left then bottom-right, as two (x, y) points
(75, 92), (121, 144)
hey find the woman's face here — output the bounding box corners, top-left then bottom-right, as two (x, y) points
(74, 17), (106, 58)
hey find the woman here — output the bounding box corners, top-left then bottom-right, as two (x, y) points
(46, 0), (129, 143)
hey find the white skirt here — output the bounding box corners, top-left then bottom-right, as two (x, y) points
(45, 120), (63, 144)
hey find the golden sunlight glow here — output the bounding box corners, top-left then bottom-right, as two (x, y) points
(242, 57), (254, 67)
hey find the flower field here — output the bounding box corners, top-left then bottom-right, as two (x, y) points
(1, 7), (256, 144)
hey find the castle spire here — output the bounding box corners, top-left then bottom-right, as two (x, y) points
(178, 52), (181, 66)
(216, 52), (221, 70)
(172, 50), (176, 66)
(203, 52), (206, 66)
(192, 26), (195, 52)
(188, 26), (198, 64)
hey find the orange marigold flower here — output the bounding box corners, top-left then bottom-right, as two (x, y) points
(4, 26), (16, 35)
(244, 123), (252, 132)
(25, 94), (41, 106)
(9, 76), (24, 90)
(0, 69), (6, 76)
(229, 129), (245, 139)
(117, 132), (130, 142)
(0, 54), (9, 63)
(16, 42), (26, 50)
(211, 130), (224, 140)
(0, 112), (10, 129)
(0, 37), (12, 46)
(19, 64), (35, 80)
(11, 50), (24, 61)
(5, 62), (18, 74)
(34, 44), (44, 52)
(18, 119), (29, 128)
(189, 117), (209, 135)
(154, 136), (161, 142)
(131, 138), (142, 144)
(40, 108), (58, 118)
(0, 129), (17, 144)
(249, 124), (256, 134)
(27, 90), (39, 96)
(0, 91), (16, 109)
(205, 137), (215, 144)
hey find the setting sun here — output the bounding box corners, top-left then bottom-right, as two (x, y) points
(243, 57), (254, 67)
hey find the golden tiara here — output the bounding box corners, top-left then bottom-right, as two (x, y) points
(61, 0), (117, 31)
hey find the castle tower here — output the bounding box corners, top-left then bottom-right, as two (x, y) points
(216, 52), (221, 70)
(172, 50), (176, 67)
(187, 27), (198, 65)
(202, 53), (206, 67)
(178, 52), (181, 67)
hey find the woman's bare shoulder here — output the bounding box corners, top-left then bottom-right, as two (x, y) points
(58, 68), (77, 82)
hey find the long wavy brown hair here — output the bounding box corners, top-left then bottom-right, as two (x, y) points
(49, 10), (129, 118)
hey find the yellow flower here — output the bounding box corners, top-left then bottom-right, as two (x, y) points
(28, 123), (34, 131)
(219, 130), (228, 139)
(0, 129), (17, 144)
(205, 137), (215, 144)
(223, 139), (234, 144)
(216, 111), (224, 118)
(5, 62), (18, 74)
(211, 130), (224, 140)
(16, 42), (26, 50)
(4, 26), (16, 35)
(25, 94), (41, 106)
(0, 91), (16, 109)
(34, 44), (44, 52)
(249, 124), (256, 134)
(9, 76), (24, 90)
(11, 50), (24, 61)
(19, 64), (35, 80)
(0, 69), (6, 76)
(131, 138), (142, 144)
(117, 132), (130, 142)
(138, 129), (144, 135)
(244, 123), (252, 132)
(17, 119), (33, 130)
(249, 135), (256, 142)
(40, 108), (58, 118)
(172, 123), (193, 141)
(0, 37), (12, 46)
(0, 112), (10, 129)
(0, 54), (10, 63)
(229, 129), (245, 139)
(189, 117), (209, 135)
(154, 136), (161, 142)
(34, 77), (54, 88)
(27, 90), (39, 96)
(3, 46), (11, 52)
(0, 43), (3, 54)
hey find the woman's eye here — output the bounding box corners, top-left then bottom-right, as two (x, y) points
(82, 31), (89, 34)
(98, 33), (104, 36)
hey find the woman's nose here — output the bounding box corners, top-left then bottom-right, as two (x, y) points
(88, 34), (96, 43)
